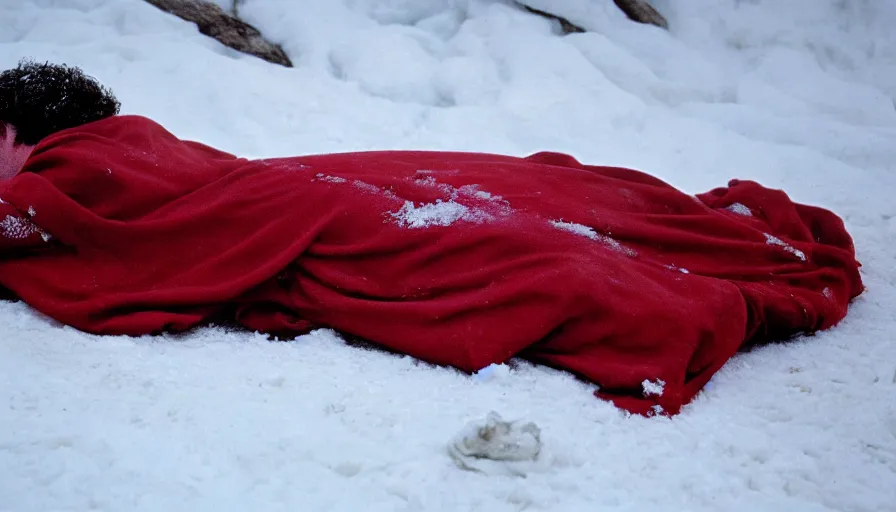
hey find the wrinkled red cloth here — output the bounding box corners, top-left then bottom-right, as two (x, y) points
(0, 116), (863, 415)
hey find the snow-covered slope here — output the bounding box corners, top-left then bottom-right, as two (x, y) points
(1, 1), (895, 510)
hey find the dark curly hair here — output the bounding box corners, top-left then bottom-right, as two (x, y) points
(0, 59), (121, 145)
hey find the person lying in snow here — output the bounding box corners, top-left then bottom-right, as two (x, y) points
(0, 60), (864, 416)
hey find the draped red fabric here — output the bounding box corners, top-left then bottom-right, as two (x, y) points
(0, 115), (863, 415)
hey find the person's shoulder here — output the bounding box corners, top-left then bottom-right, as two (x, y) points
(35, 114), (238, 164)
(71, 114), (171, 137)
(35, 114), (181, 152)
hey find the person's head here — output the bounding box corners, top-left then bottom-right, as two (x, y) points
(0, 59), (120, 180)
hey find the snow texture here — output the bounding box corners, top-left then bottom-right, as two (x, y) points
(413, 174), (457, 195)
(551, 219), (600, 239)
(725, 202), (752, 216)
(472, 363), (511, 382)
(391, 179), (508, 228)
(764, 232), (808, 261)
(0, 214), (37, 239)
(642, 378), (666, 397)
(551, 219), (637, 257)
(2, 0), (896, 510)
(314, 173), (347, 184)
(390, 199), (471, 228)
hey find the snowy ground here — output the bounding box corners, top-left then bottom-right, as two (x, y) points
(2, 0), (896, 510)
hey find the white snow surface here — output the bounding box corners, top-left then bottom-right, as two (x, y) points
(2, 1), (896, 510)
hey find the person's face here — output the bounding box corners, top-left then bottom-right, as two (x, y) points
(0, 124), (34, 181)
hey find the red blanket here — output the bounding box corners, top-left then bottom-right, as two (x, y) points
(0, 116), (863, 415)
